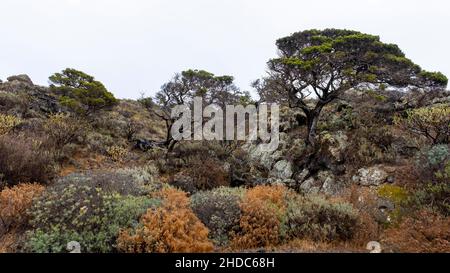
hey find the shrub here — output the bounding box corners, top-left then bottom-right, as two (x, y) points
(117, 188), (214, 253)
(0, 91), (29, 116)
(167, 142), (230, 191)
(0, 134), (56, 186)
(49, 68), (117, 115)
(284, 195), (358, 242)
(25, 184), (158, 253)
(409, 183), (450, 216)
(232, 185), (290, 249)
(56, 167), (162, 197)
(415, 144), (450, 183)
(382, 210), (450, 253)
(115, 166), (162, 193)
(43, 113), (87, 149)
(106, 145), (128, 162)
(191, 187), (245, 246)
(395, 104), (450, 144)
(0, 183), (45, 234)
(184, 157), (229, 191)
(0, 113), (22, 135)
(85, 131), (115, 153)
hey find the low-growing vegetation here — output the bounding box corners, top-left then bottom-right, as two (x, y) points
(0, 27), (449, 253)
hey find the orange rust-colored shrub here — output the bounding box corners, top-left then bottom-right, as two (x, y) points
(232, 185), (291, 249)
(382, 210), (450, 253)
(0, 183), (45, 233)
(117, 188), (213, 253)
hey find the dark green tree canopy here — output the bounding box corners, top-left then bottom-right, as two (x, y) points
(49, 68), (117, 114)
(273, 29), (447, 90)
(257, 29), (448, 145)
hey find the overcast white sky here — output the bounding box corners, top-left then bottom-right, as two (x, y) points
(1, 0), (449, 99)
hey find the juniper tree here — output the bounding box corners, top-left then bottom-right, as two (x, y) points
(256, 29), (448, 146)
(49, 68), (117, 115)
(151, 69), (243, 151)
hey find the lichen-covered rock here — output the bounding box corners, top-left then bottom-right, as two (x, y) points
(300, 177), (321, 194)
(353, 166), (389, 186)
(318, 171), (338, 195)
(328, 131), (349, 162)
(270, 160), (293, 180)
(7, 74), (34, 86)
(294, 169), (310, 183)
(0, 75), (62, 116)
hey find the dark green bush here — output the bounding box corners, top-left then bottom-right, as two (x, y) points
(49, 68), (117, 115)
(191, 187), (244, 246)
(409, 183), (450, 217)
(415, 144), (450, 183)
(284, 195), (358, 242)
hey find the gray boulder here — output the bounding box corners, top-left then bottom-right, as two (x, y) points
(299, 177), (321, 194)
(7, 74), (34, 86)
(270, 160), (294, 180)
(353, 166), (389, 186)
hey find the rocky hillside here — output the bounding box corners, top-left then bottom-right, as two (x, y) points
(0, 72), (449, 253)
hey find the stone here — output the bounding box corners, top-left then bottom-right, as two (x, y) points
(270, 160), (293, 180)
(295, 169), (310, 183)
(247, 143), (276, 169)
(386, 176), (395, 184)
(300, 177), (321, 194)
(134, 138), (163, 151)
(7, 74), (34, 86)
(318, 171), (337, 195)
(328, 131), (349, 162)
(353, 166), (389, 186)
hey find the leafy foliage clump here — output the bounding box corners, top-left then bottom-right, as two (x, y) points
(395, 105), (450, 144)
(0, 113), (22, 135)
(49, 68), (117, 115)
(415, 144), (450, 183)
(117, 188), (214, 253)
(0, 183), (45, 234)
(25, 184), (158, 253)
(106, 145), (128, 162)
(43, 113), (87, 149)
(410, 183), (450, 217)
(284, 195), (358, 242)
(191, 187), (244, 246)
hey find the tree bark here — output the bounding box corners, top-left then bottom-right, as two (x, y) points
(305, 105), (324, 147)
(306, 115), (319, 146)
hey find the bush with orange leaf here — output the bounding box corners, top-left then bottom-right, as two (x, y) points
(0, 183), (45, 234)
(117, 188), (214, 253)
(382, 210), (450, 253)
(231, 185), (291, 249)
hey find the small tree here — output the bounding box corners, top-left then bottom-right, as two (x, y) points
(49, 68), (117, 115)
(395, 104), (450, 144)
(256, 29), (448, 146)
(149, 69), (243, 151)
